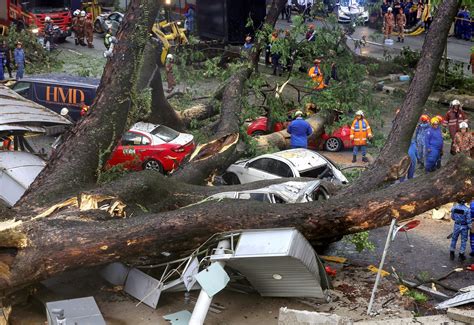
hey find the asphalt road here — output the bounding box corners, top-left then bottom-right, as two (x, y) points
(275, 18), (473, 73)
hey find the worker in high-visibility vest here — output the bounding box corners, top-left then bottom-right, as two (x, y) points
(308, 59), (325, 90)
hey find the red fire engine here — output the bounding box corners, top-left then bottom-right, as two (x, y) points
(0, 0), (72, 40)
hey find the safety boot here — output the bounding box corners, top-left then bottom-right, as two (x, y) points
(401, 38), (404, 43)
(450, 251), (455, 260)
(459, 253), (466, 261)
(397, 37), (401, 42)
(362, 156), (369, 163)
(352, 155), (357, 163)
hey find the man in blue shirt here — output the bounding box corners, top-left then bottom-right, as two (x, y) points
(287, 111), (313, 149)
(13, 41), (25, 80)
(450, 199), (471, 261)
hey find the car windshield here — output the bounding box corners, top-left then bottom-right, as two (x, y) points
(340, 0), (365, 6)
(151, 125), (179, 142)
(30, 0), (70, 13)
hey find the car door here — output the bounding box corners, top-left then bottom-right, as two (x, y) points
(243, 158), (291, 183)
(110, 131), (151, 170)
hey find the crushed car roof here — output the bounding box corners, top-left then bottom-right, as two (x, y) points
(271, 149), (328, 171)
(209, 180), (323, 204)
(0, 85), (72, 126)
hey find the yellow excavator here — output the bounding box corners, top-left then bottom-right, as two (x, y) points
(152, 17), (188, 64)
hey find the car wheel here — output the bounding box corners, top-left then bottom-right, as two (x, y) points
(57, 37), (67, 43)
(324, 137), (343, 152)
(94, 21), (104, 34)
(251, 130), (265, 137)
(223, 173), (240, 185)
(143, 159), (164, 173)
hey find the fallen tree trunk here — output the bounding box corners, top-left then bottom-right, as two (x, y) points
(255, 114), (329, 150)
(1, 155), (472, 293)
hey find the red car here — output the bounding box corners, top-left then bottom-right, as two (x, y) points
(246, 117), (353, 152)
(107, 122), (195, 173)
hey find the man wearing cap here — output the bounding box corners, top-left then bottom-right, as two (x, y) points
(384, 7), (395, 39)
(350, 110), (372, 163)
(287, 111), (313, 149)
(13, 41), (25, 80)
(308, 59), (325, 90)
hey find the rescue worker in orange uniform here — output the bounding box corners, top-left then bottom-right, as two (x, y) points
(350, 110), (373, 163)
(308, 59), (325, 90)
(384, 7), (395, 40)
(77, 11), (87, 46)
(442, 99), (469, 154)
(85, 13), (94, 48)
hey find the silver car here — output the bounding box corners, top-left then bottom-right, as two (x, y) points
(207, 180), (330, 204)
(223, 149), (348, 185)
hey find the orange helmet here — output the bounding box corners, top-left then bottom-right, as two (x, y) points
(435, 115), (444, 123)
(420, 114), (430, 122)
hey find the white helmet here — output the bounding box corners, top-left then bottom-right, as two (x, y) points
(355, 110), (364, 116)
(60, 107), (69, 116)
(80, 10), (86, 17)
(387, 7), (393, 12)
(459, 122), (469, 129)
(45, 16), (51, 22)
(451, 99), (461, 106)
(166, 54), (173, 60)
(73, 9), (80, 16)
(294, 110), (303, 117)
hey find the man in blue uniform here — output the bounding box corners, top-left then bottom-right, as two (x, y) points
(450, 199), (471, 261)
(424, 117), (443, 172)
(470, 200), (474, 257)
(287, 110), (313, 149)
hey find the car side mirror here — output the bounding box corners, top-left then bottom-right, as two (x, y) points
(244, 162), (249, 169)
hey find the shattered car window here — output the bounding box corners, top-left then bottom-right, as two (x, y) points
(300, 165), (334, 179)
(237, 192), (272, 203)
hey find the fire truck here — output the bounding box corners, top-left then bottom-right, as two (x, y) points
(0, 0), (72, 41)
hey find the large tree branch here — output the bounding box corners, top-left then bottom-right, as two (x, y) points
(1, 155), (472, 293)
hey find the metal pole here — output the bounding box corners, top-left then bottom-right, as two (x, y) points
(367, 218), (397, 315)
(189, 239), (230, 325)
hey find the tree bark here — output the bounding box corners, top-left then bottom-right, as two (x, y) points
(1, 155), (472, 293)
(18, 0), (162, 207)
(345, 0), (461, 193)
(141, 40), (186, 131)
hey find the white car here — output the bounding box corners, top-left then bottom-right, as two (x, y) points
(207, 180), (330, 204)
(223, 149), (348, 185)
(336, 0), (369, 24)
